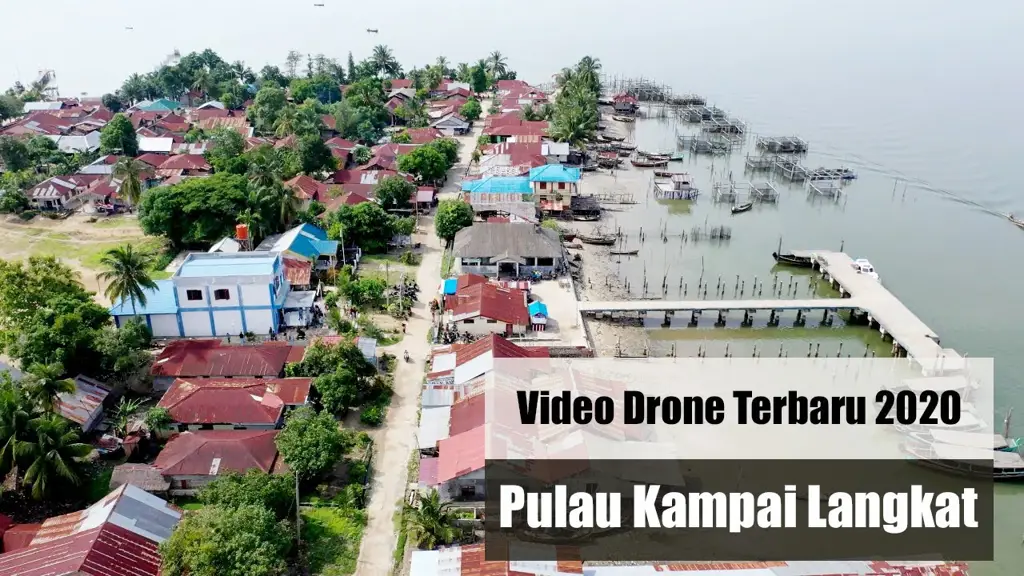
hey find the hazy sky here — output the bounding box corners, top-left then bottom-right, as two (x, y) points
(5, 0), (1018, 99)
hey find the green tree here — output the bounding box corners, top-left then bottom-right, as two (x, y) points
(371, 45), (400, 78)
(0, 188), (29, 214)
(459, 99), (482, 122)
(22, 362), (75, 412)
(113, 157), (148, 207)
(427, 138), (458, 168)
(352, 145), (372, 165)
(470, 64), (489, 94)
(327, 202), (396, 254)
(275, 407), (354, 481)
(246, 144), (285, 189)
(144, 406), (171, 433)
(98, 245), (158, 316)
(397, 146), (447, 184)
(0, 136), (32, 172)
(0, 373), (37, 479)
(99, 113), (139, 156)
(258, 65), (288, 88)
(487, 51), (509, 80)
(23, 414), (92, 499)
(0, 257), (93, 329)
(297, 134), (337, 175)
(249, 85), (288, 135)
(374, 175), (415, 211)
(138, 173), (249, 247)
(160, 505), (291, 576)
(346, 52), (357, 83)
(434, 199), (474, 241)
(205, 128), (247, 174)
(4, 294), (109, 378)
(391, 130), (412, 144)
(94, 319), (152, 383)
(405, 489), (461, 549)
(0, 94), (24, 122)
(198, 470), (296, 520)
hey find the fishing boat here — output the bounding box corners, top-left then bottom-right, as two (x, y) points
(631, 158), (669, 168)
(772, 251), (815, 268)
(731, 202), (753, 214)
(609, 249), (639, 256)
(670, 153), (685, 161)
(893, 410), (988, 435)
(903, 430), (1021, 453)
(617, 149), (632, 158)
(615, 142), (637, 151)
(601, 134), (625, 142)
(581, 163), (599, 172)
(578, 234), (617, 246)
(1007, 213), (1024, 229)
(654, 170), (687, 178)
(572, 213), (601, 222)
(597, 155), (621, 168)
(901, 440), (1024, 481)
(612, 115), (635, 123)
(638, 151), (671, 161)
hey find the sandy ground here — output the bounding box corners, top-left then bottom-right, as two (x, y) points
(354, 122), (483, 576)
(0, 213), (159, 306)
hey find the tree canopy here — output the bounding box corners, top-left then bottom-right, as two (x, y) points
(99, 113), (139, 156)
(434, 199), (474, 241)
(459, 99), (482, 122)
(397, 146), (447, 184)
(297, 134), (337, 175)
(275, 407), (356, 481)
(287, 341), (378, 414)
(326, 201), (400, 254)
(159, 505), (292, 576)
(138, 173), (249, 247)
(198, 470), (296, 520)
(374, 175), (416, 211)
(205, 128), (248, 174)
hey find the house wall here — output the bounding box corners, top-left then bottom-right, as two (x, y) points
(181, 311), (215, 336)
(168, 474), (216, 497)
(457, 318), (527, 337)
(150, 314), (181, 337)
(173, 268), (287, 337)
(440, 468), (486, 502)
(532, 181), (578, 204)
(456, 259), (559, 278)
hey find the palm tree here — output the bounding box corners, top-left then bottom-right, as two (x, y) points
(404, 490), (461, 549)
(273, 105), (299, 138)
(191, 69), (213, 98)
(120, 73), (147, 104)
(23, 414), (92, 500)
(435, 56), (449, 75)
(0, 379), (37, 478)
(22, 363), (75, 414)
(113, 157), (147, 207)
(520, 104), (539, 121)
(538, 102), (556, 121)
(555, 67), (576, 89)
(487, 51), (508, 79)
(276, 184), (301, 229)
(241, 186), (276, 243)
(98, 245), (157, 316)
(248, 149), (283, 189)
(455, 63), (471, 83)
(371, 45), (399, 78)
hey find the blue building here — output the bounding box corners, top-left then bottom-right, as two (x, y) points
(528, 165), (581, 213)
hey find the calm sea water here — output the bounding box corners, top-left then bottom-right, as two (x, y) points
(571, 1), (1024, 572)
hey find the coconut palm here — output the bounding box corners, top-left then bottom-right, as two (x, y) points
(113, 157), (147, 207)
(0, 377), (37, 478)
(273, 104), (299, 138)
(538, 102), (556, 121)
(23, 414), (92, 500)
(371, 45), (400, 78)
(520, 104), (539, 121)
(555, 66), (576, 89)
(276, 183), (302, 229)
(22, 363), (75, 414)
(191, 69), (213, 98)
(575, 56), (603, 94)
(120, 73), (148, 104)
(98, 244), (157, 316)
(487, 51), (508, 79)
(455, 63), (471, 83)
(435, 56), (449, 75)
(404, 490), (461, 549)
(240, 186), (276, 243)
(247, 147), (284, 189)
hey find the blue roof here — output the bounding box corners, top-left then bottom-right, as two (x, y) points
(272, 224), (336, 260)
(461, 177), (532, 194)
(529, 164), (581, 183)
(528, 301), (548, 317)
(110, 280), (179, 316)
(442, 278), (458, 295)
(294, 223), (328, 241)
(177, 254), (278, 278)
(138, 98), (181, 112)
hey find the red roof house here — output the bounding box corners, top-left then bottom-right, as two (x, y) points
(153, 430), (284, 494)
(284, 174), (331, 202)
(157, 377), (312, 429)
(156, 154), (210, 172)
(403, 127), (443, 144)
(446, 283), (530, 336)
(151, 340), (299, 380)
(386, 78), (413, 90)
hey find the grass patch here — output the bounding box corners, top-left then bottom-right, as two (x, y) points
(150, 269), (172, 280)
(84, 463), (114, 503)
(27, 236), (167, 271)
(302, 507), (367, 576)
(92, 217), (141, 229)
(440, 250), (454, 278)
(171, 497), (204, 511)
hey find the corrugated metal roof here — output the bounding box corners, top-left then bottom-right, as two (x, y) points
(54, 375), (109, 430)
(176, 252), (277, 277)
(151, 341), (295, 378)
(22, 101), (64, 111)
(461, 176), (532, 194)
(157, 378), (284, 425)
(31, 484), (181, 546)
(153, 430), (279, 476)
(448, 394), (485, 436)
(421, 386), (455, 408)
(528, 301), (548, 317)
(528, 164), (580, 183)
(137, 137), (174, 153)
(109, 279), (178, 316)
(437, 426), (485, 482)
(0, 524), (162, 576)
(453, 224), (562, 260)
(417, 406), (452, 450)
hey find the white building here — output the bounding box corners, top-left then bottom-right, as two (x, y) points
(110, 252), (290, 338)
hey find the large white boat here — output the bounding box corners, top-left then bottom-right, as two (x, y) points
(852, 258), (880, 282)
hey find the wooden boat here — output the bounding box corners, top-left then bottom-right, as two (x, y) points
(670, 153), (685, 161)
(654, 170), (687, 178)
(615, 142), (637, 151)
(904, 430), (1021, 453)
(1007, 214), (1024, 229)
(631, 158), (669, 168)
(597, 157), (621, 168)
(772, 251), (814, 268)
(617, 149), (632, 157)
(572, 214), (601, 222)
(601, 134), (625, 142)
(581, 163), (599, 172)
(638, 153), (671, 162)
(901, 440), (1024, 481)
(731, 202), (753, 215)
(609, 249), (639, 256)
(612, 115), (635, 123)
(578, 234), (617, 246)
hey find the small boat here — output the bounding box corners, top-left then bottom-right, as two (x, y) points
(670, 153), (685, 161)
(601, 134), (625, 142)
(731, 202), (753, 214)
(901, 440), (1024, 481)
(903, 430), (1021, 453)
(852, 258), (880, 282)
(631, 158), (669, 168)
(581, 163), (599, 172)
(562, 232), (576, 242)
(638, 151), (671, 161)
(578, 234), (617, 246)
(1007, 213), (1024, 229)
(609, 249), (639, 256)
(654, 170), (687, 178)
(612, 115), (636, 123)
(772, 251), (814, 268)
(615, 142), (637, 151)
(617, 149), (632, 157)
(572, 214), (601, 222)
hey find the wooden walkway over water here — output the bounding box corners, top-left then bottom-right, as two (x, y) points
(580, 251), (963, 371)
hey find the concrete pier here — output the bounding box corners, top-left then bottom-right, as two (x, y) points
(579, 251), (963, 373)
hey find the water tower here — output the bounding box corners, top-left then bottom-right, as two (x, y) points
(235, 223), (251, 251)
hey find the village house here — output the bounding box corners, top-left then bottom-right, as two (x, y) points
(445, 282), (530, 337)
(148, 339), (302, 390)
(149, 430), (285, 495)
(0, 484), (181, 575)
(612, 92), (640, 114)
(409, 543), (584, 576)
(430, 112), (470, 136)
(27, 174), (103, 210)
(283, 174), (335, 206)
(325, 137), (357, 165)
(156, 376), (311, 431)
(109, 252), (301, 339)
(453, 222), (564, 278)
(460, 176), (536, 222)
(482, 120), (549, 143)
(256, 223), (338, 271)
(529, 164), (581, 213)
(53, 375), (112, 433)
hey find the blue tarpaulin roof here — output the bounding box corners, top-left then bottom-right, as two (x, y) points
(442, 278), (458, 295)
(528, 301), (548, 317)
(461, 177), (532, 194)
(109, 280), (179, 316)
(529, 164), (581, 183)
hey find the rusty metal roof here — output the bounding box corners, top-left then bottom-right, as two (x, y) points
(151, 340), (296, 378)
(156, 378), (292, 425)
(153, 430), (280, 477)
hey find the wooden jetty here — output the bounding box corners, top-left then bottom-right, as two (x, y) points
(652, 174), (699, 200)
(678, 105), (728, 123)
(756, 136), (809, 154)
(579, 251), (963, 372)
(774, 157), (810, 181)
(744, 154), (778, 171)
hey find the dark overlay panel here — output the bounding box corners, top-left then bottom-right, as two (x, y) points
(483, 459), (993, 562)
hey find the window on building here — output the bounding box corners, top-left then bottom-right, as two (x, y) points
(185, 289), (203, 301)
(538, 182), (547, 190)
(487, 319), (498, 324)
(558, 182), (566, 190)
(537, 257), (554, 266)
(463, 319), (475, 324)
(213, 289), (231, 301)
